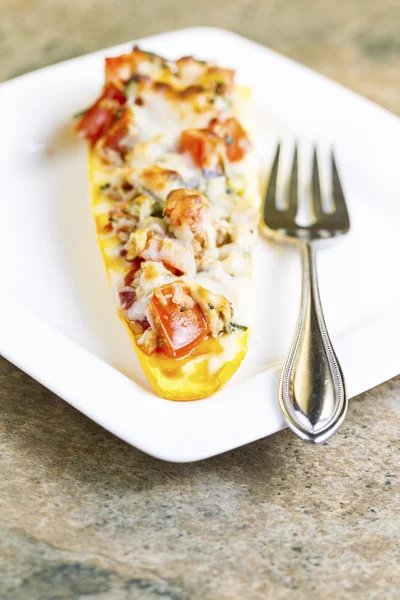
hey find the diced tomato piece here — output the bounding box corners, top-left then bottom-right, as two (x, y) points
(102, 83), (127, 105)
(105, 47), (163, 86)
(150, 283), (209, 358)
(180, 129), (224, 170)
(208, 117), (251, 162)
(102, 111), (134, 156)
(207, 67), (235, 95)
(76, 84), (126, 146)
(105, 54), (135, 85)
(76, 105), (115, 146)
(180, 118), (250, 167)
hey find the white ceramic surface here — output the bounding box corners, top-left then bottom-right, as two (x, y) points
(1, 27), (400, 462)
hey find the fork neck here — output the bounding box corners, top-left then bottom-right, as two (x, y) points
(298, 239), (315, 286)
(298, 240), (322, 327)
(279, 237), (347, 441)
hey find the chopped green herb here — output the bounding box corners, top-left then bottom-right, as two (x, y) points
(225, 135), (235, 145)
(100, 183), (111, 191)
(151, 204), (164, 218)
(108, 216), (117, 223)
(230, 322), (248, 332)
(123, 82), (133, 96)
(124, 74), (141, 96)
(73, 108), (88, 119)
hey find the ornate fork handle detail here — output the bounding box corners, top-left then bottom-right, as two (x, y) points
(279, 240), (348, 443)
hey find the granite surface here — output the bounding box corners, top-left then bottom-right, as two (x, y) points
(1, 1), (399, 598)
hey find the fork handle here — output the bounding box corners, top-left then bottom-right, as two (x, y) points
(279, 240), (348, 443)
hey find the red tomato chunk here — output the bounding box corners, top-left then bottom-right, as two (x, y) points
(76, 84), (126, 146)
(150, 283), (209, 358)
(208, 117), (251, 162)
(180, 129), (223, 170)
(180, 117), (251, 168)
(102, 111), (133, 156)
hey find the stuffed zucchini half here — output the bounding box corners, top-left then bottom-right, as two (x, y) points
(76, 47), (260, 400)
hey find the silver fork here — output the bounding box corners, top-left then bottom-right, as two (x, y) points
(261, 145), (350, 443)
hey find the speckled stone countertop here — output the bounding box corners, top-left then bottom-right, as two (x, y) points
(1, 1), (399, 598)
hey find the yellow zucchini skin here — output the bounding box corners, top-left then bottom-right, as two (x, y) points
(121, 315), (248, 401)
(89, 152), (249, 401)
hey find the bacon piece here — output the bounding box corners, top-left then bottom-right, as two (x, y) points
(124, 258), (143, 285)
(119, 290), (136, 310)
(137, 317), (150, 331)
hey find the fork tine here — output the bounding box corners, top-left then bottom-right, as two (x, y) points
(263, 143), (281, 221)
(331, 148), (350, 228)
(312, 147), (324, 219)
(288, 144), (298, 216)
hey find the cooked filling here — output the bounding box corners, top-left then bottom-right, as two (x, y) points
(77, 47), (259, 359)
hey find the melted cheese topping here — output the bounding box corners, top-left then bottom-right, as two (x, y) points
(82, 49), (260, 393)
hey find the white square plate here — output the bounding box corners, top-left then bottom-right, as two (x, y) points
(1, 28), (400, 462)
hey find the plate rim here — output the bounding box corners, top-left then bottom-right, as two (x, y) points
(1, 26), (400, 462)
